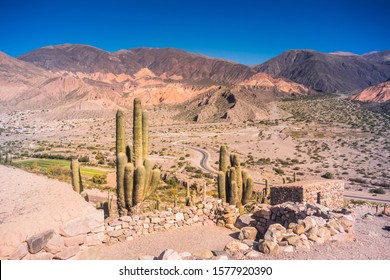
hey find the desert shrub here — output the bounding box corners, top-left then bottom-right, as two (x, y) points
(322, 172), (334, 179)
(78, 156), (89, 163)
(273, 167), (284, 175)
(369, 188), (386, 194)
(91, 174), (107, 184)
(349, 178), (367, 184)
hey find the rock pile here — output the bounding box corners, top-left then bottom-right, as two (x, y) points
(243, 202), (355, 255)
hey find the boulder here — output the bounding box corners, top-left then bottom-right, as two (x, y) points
(8, 243), (28, 260)
(175, 213), (184, 221)
(264, 224), (286, 242)
(258, 240), (280, 255)
(64, 234), (86, 247)
(224, 241), (250, 252)
(281, 245), (294, 253)
(215, 255), (229, 260)
(60, 212), (104, 237)
(23, 252), (54, 260)
(44, 234), (65, 254)
(238, 227), (257, 241)
(286, 235), (301, 246)
(302, 216), (317, 231)
(234, 214), (255, 229)
(293, 224), (305, 235)
(193, 249), (214, 259)
(158, 249), (182, 260)
(27, 230), (54, 254)
(245, 250), (262, 258)
(138, 255), (155, 260)
(179, 252), (192, 258)
(54, 246), (80, 260)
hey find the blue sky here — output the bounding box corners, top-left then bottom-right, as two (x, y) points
(1, 0), (389, 65)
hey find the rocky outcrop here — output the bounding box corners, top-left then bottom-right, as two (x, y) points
(352, 81), (390, 103)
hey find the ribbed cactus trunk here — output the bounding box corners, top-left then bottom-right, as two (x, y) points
(124, 163), (134, 209)
(143, 158), (152, 197)
(70, 159), (81, 193)
(133, 98), (143, 168)
(242, 177), (254, 204)
(219, 145), (228, 172)
(150, 169), (160, 194)
(142, 110), (149, 160)
(133, 165), (146, 205)
(117, 152), (127, 216)
(126, 144), (133, 163)
(217, 171), (226, 202)
(116, 110), (126, 156)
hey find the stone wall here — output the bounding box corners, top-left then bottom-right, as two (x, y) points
(103, 200), (239, 244)
(270, 180), (344, 209)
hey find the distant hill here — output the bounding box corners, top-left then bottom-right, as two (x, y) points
(352, 81), (390, 103)
(18, 44), (255, 85)
(253, 50), (390, 93)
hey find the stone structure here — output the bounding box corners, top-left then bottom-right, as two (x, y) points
(103, 200), (239, 244)
(249, 202), (355, 254)
(270, 180), (344, 209)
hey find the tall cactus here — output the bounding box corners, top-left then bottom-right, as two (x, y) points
(115, 98), (160, 215)
(133, 98), (143, 167)
(217, 146), (254, 206)
(293, 172), (297, 182)
(219, 145), (228, 172)
(70, 159), (82, 193)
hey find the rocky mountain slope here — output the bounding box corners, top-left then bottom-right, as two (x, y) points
(352, 81), (390, 103)
(18, 44), (255, 85)
(253, 50), (390, 93)
(2, 44), (390, 121)
(362, 50), (390, 66)
(0, 45), (312, 121)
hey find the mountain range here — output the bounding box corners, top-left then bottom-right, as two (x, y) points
(1, 44), (390, 120)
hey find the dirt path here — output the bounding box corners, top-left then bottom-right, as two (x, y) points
(76, 224), (236, 260)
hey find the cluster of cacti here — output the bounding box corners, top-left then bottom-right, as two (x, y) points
(70, 159), (83, 193)
(116, 98), (161, 216)
(217, 145), (254, 206)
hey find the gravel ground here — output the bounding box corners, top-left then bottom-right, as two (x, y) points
(76, 224), (236, 259)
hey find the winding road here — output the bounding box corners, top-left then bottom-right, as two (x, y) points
(182, 144), (390, 204)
